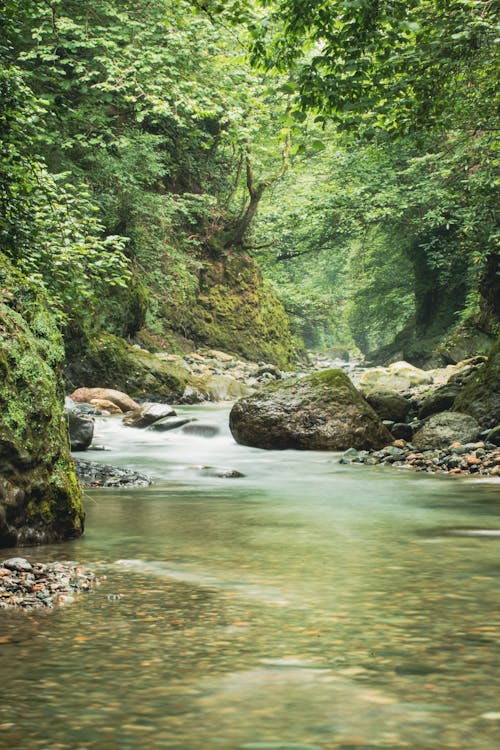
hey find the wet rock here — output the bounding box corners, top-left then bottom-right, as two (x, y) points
(70, 387), (140, 413)
(194, 466), (245, 478)
(181, 422), (220, 438)
(230, 369), (392, 451)
(74, 458), (152, 488)
(123, 402), (177, 428)
(66, 409), (94, 451)
(358, 361), (433, 392)
(148, 416), (195, 432)
(365, 390), (411, 422)
(3, 557), (33, 573)
(418, 383), (461, 419)
(412, 412), (481, 450)
(486, 425), (500, 446)
(89, 399), (123, 414)
(453, 339), (500, 428)
(390, 423), (414, 441)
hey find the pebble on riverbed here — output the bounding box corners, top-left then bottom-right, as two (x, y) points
(340, 441), (500, 477)
(0, 558), (99, 611)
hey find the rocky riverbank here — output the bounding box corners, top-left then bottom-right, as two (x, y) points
(341, 440), (500, 477)
(0, 557), (99, 610)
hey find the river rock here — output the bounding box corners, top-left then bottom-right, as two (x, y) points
(365, 390), (411, 422)
(204, 374), (253, 401)
(229, 369), (392, 451)
(148, 416), (195, 432)
(70, 387), (140, 413)
(66, 409), (94, 451)
(358, 361), (433, 392)
(3, 557), (33, 573)
(412, 412), (481, 450)
(74, 458), (152, 488)
(181, 422), (220, 437)
(418, 383), (461, 419)
(89, 398), (123, 414)
(123, 402), (177, 428)
(195, 466), (245, 478)
(486, 425), (500, 446)
(452, 339), (500, 428)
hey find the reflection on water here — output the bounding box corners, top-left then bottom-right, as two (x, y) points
(0, 405), (499, 749)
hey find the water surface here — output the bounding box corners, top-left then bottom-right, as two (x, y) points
(1, 405), (499, 749)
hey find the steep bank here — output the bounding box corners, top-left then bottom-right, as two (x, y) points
(0, 255), (84, 548)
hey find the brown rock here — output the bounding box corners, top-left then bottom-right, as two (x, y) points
(70, 388), (139, 412)
(89, 399), (123, 414)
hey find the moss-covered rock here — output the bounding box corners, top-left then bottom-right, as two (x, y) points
(452, 338), (500, 428)
(0, 255), (84, 547)
(229, 369), (392, 450)
(65, 332), (196, 402)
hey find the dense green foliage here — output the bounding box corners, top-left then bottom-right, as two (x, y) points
(1, 0), (498, 365)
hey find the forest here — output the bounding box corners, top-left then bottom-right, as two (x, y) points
(0, 2), (499, 747)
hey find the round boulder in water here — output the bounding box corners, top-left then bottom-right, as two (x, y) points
(229, 369), (392, 451)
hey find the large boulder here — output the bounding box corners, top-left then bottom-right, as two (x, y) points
(412, 412), (481, 450)
(229, 369), (392, 450)
(453, 339), (500, 429)
(365, 390), (411, 422)
(0, 256), (84, 547)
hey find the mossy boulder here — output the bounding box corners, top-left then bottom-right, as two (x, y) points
(365, 390), (411, 422)
(65, 332), (197, 402)
(0, 256), (84, 547)
(452, 338), (500, 428)
(412, 412), (481, 450)
(229, 369), (392, 450)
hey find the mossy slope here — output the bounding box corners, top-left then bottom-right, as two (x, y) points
(0, 255), (84, 547)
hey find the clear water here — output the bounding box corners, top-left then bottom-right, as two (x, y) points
(1, 404), (499, 750)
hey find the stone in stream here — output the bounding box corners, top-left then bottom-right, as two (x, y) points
(148, 416), (196, 432)
(229, 369), (392, 451)
(190, 466), (245, 478)
(74, 458), (152, 487)
(181, 422), (220, 437)
(65, 405), (95, 451)
(70, 387), (140, 413)
(123, 402), (177, 428)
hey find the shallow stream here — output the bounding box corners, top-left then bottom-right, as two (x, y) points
(1, 404), (499, 749)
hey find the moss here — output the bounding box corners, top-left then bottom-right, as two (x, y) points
(146, 248), (296, 367)
(65, 331), (194, 401)
(453, 337), (500, 428)
(0, 251), (84, 548)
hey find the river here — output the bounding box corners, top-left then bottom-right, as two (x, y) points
(0, 404), (499, 749)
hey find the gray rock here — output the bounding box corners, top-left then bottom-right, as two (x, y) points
(366, 390), (411, 422)
(486, 425), (500, 446)
(181, 422), (220, 437)
(229, 369), (392, 451)
(148, 416), (195, 432)
(122, 402), (177, 428)
(2, 557), (33, 572)
(66, 410), (94, 451)
(391, 423), (414, 441)
(74, 459), (152, 488)
(412, 412), (481, 450)
(196, 466), (245, 478)
(418, 383), (461, 419)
